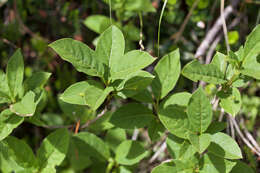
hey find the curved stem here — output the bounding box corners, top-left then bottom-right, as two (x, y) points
(157, 0), (168, 57)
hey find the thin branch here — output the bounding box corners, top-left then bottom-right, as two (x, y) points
(240, 118), (260, 153)
(205, 16), (241, 62)
(172, 0), (201, 43)
(157, 0), (168, 57)
(229, 115), (260, 157)
(195, 0), (240, 58)
(220, 0), (230, 53)
(132, 129), (139, 141)
(228, 114), (235, 139)
(0, 38), (17, 49)
(80, 108), (107, 129)
(139, 12), (145, 50)
(149, 141), (167, 163)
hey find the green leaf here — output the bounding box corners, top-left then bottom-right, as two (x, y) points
(67, 137), (92, 171)
(37, 128), (70, 172)
(211, 52), (227, 74)
(0, 70), (11, 103)
(85, 85), (113, 111)
(160, 92), (191, 109)
(61, 80), (112, 110)
(24, 72), (51, 92)
(230, 161), (255, 173)
(148, 119), (164, 142)
(130, 88), (153, 103)
(95, 25), (125, 73)
(188, 133), (211, 154)
(4, 136), (37, 171)
(105, 128), (127, 151)
(159, 105), (191, 139)
(117, 70), (154, 97)
(206, 122), (226, 134)
(241, 54), (260, 79)
(241, 25), (260, 79)
(243, 24), (260, 62)
(7, 49), (24, 100)
(218, 87), (242, 116)
(200, 154), (237, 173)
(10, 91), (36, 117)
(72, 132), (110, 162)
(88, 111), (114, 132)
(0, 109), (24, 141)
(115, 140), (149, 165)
(187, 87), (212, 134)
(110, 50), (155, 80)
(60, 81), (90, 105)
(167, 134), (197, 160)
(124, 0), (156, 12)
(152, 49), (181, 100)
(49, 38), (102, 77)
(151, 162), (176, 173)
(83, 15), (113, 34)
(208, 132), (242, 159)
(110, 103), (154, 129)
(182, 60), (227, 84)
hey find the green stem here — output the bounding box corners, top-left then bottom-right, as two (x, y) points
(157, 0), (168, 57)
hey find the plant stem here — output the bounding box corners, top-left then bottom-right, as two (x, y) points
(157, 0), (168, 57)
(221, 0), (230, 54)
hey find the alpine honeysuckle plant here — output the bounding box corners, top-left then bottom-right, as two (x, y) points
(0, 24), (259, 173)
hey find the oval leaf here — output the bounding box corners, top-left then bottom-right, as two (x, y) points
(73, 132), (110, 162)
(49, 38), (102, 77)
(208, 132), (242, 159)
(37, 128), (70, 172)
(182, 60), (227, 84)
(110, 103), (154, 129)
(187, 87), (212, 134)
(115, 140), (149, 165)
(0, 109), (24, 141)
(7, 49), (24, 99)
(152, 49), (181, 100)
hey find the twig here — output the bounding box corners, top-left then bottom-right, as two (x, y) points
(157, 0), (168, 57)
(132, 129), (139, 141)
(228, 114), (235, 139)
(240, 118), (260, 153)
(149, 141), (167, 163)
(172, 0), (201, 43)
(205, 16), (241, 62)
(74, 119), (80, 134)
(220, 0), (230, 53)
(229, 115), (260, 157)
(195, 0), (240, 58)
(139, 12), (145, 50)
(0, 38), (17, 49)
(80, 108), (107, 129)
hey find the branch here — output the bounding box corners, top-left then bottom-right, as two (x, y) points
(229, 115), (260, 157)
(171, 0), (200, 43)
(80, 108), (107, 129)
(221, 0), (230, 53)
(149, 141), (167, 163)
(195, 0), (240, 58)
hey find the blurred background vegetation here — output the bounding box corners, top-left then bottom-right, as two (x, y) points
(0, 0), (259, 172)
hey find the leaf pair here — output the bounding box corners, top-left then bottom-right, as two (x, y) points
(50, 25), (155, 110)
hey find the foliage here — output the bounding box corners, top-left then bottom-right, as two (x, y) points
(0, 0), (259, 172)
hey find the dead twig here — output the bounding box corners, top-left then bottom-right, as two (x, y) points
(172, 0), (201, 43)
(195, 0), (240, 58)
(80, 108), (107, 129)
